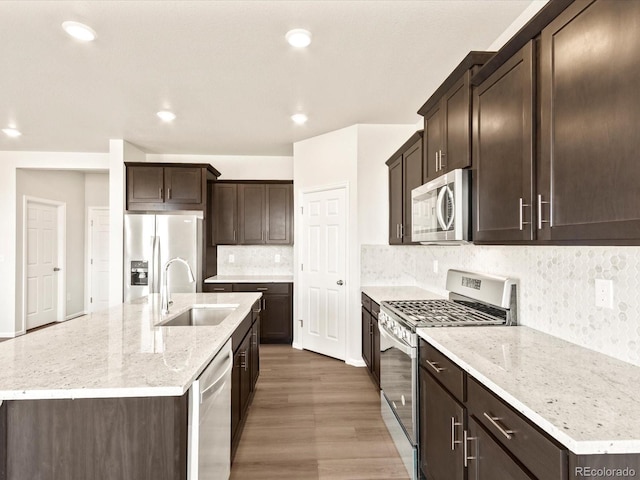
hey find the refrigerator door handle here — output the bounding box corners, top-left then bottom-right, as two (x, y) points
(152, 235), (162, 294)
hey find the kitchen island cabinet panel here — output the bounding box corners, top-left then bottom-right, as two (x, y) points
(1, 396), (188, 480)
(539, 0), (640, 242)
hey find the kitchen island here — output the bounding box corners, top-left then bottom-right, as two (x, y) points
(0, 292), (260, 480)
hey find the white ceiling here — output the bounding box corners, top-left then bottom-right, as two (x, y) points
(0, 0), (535, 156)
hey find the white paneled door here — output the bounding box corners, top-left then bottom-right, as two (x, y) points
(26, 202), (59, 330)
(89, 208), (110, 313)
(300, 186), (347, 360)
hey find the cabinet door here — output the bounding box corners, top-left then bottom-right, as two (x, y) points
(265, 184), (292, 244)
(361, 307), (372, 370)
(214, 183), (238, 245)
(231, 345), (243, 443)
(474, 42), (535, 243)
(424, 104), (443, 182)
(238, 184), (266, 244)
(239, 333), (252, 418)
(540, 0), (640, 241)
(251, 316), (260, 391)
(127, 166), (164, 204)
(164, 167), (202, 206)
(443, 73), (472, 173)
(403, 138), (422, 244)
(467, 416), (535, 480)
(372, 315), (380, 387)
(419, 368), (465, 480)
(388, 155), (403, 245)
(261, 294), (292, 344)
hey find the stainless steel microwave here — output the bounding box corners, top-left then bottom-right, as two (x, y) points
(411, 169), (470, 243)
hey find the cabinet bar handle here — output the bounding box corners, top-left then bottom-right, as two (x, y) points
(262, 298), (266, 310)
(537, 194), (551, 230)
(464, 430), (476, 467)
(233, 230), (236, 241)
(483, 412), (514, 439)
(451, 416), (462, 451)
(256, 287), (268, 291)
(519, 198), (531, 231)
(167, 187), (172, 199)
(439, 150), (446, 170)
(240, 351), (247, 370)
(426, 360), (444, 373)
(213, 287), (225, 291)
(435, 151), (440, 171)
(159, 187), (163, 199)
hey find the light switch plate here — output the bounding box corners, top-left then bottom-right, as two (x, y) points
(595, 278), (614, 309)
(228, 254), (235, 263)
(433, 260), (438, 273)
(275, 254), (281, 263)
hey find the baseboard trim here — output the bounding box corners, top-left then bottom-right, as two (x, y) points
(63, 311), (87, 321)
(0, 331), (21, 338)
(346, 358), (367, 368)
(292, 342), (303, 351)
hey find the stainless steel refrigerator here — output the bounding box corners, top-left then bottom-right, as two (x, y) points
(124, 213), (203, 302)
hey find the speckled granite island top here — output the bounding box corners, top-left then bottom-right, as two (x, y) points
(0, 292), (260, 401)
(418, 326), (640, 455)
(204, 275), (293, 283)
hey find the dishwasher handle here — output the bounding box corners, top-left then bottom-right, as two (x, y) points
(200, 350), (233, 404)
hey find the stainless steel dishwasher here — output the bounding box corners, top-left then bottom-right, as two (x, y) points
(188, 339), (233, 480)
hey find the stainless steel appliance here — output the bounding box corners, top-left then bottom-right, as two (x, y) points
(378, 269), (518, 480)
(411, 169), (470, 243)
(124, 213), (203, 302)
(188, 339), (233, 480)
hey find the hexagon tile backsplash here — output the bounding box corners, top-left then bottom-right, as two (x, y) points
(361, 244), (640, 367)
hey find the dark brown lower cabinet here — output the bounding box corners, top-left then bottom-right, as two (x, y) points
(0, 395), (188, 480)
(361, 307), (372, 371)
(467, 416), (535, 480)
(420, 367), (465, 480)
(361, 294), (380, 388)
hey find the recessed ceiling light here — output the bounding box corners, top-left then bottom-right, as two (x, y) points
(62, 21), (97, 42)
(291, 113), (308, 125)
(286, 29), (312, 48)
(157, 110), (176, 122)
(2, 128), (21, 138)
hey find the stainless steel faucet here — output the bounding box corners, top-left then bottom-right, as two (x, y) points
(161, 257), (195, 314)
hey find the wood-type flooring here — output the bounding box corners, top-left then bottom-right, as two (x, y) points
(230, 344), (410, 480)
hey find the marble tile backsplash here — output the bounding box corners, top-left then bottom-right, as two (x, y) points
(361, 245), (640, 367)
(218, 246), (294, 276)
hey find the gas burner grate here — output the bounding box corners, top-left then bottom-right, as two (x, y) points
(384, 299), (506, 326)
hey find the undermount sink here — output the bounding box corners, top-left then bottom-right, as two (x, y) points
(160, 304), (239, 327)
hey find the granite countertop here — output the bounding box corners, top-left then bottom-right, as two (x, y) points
(361, 285), (445, 304)
(205, 275), (294, 283)
(0, 292), (260, 401)
(417, 326), (640, 455)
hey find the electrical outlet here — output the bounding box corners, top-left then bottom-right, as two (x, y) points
(595, 278), (614, 309)
(275, 254), (281, 263)
(433, 260), (439, 273)
(228, 254), (235, 263)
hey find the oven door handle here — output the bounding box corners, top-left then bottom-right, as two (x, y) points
(379, 323), (414, 357)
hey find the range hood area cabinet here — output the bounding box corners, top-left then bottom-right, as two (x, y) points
(386, 131), (422, 245)
(473, 0), (640, 245)
(418, 52), (495, 184)
(125, 162), (220, 212)
(213, 181), (293, 246)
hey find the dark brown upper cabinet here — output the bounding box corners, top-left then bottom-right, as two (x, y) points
(213, 181), (293, 246)
(473, 41), (535, 243)
(472, 0), (640, 245)
(418, 52), (495, 184)
(126, 163), (220, 212)
(538, 0), (640, 242)
(386, 132), (423, 245)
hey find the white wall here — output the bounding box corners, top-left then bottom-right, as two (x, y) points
(0, 151), (109, 336)
(16, 170), (87, 325)
(487, 0), (549, 51)
(293, 124), (417, 366)
(145, 154), (293, 180)
(85, 172), (109, 207)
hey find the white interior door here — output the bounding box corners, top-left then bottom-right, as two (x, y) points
(26, 202), (59, 330)
(89, 208), (110, 313)
(300, 186), (347, 360)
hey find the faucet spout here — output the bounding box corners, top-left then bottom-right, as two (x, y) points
(161, 257), (196, 314)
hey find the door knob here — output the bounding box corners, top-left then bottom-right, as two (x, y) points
(336, 280), (344, 286)
(53, 267), (61, 272)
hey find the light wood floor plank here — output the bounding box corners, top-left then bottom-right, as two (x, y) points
(230, 345), (410, 480)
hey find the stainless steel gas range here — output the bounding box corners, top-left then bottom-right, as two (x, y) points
(378, 269), (518, 480)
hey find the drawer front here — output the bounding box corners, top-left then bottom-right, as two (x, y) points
(468, 378), (567, 480)
(203, 283), (233, 292)
(232, 283), (291, 294)
(419, 341), (465, 402)
(371, 301), (380, 319)
(361, 293), (372, 312)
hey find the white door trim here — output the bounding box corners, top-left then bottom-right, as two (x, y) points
(86, 207), (110, 313)
(297, 182), (350, 360)
(21, 196), (66, 334)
